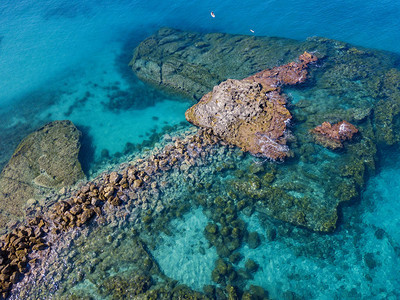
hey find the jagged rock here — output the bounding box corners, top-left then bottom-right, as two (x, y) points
(185, 52), (317, 160)
(311, 120), (358, 149)
(0, 120), (85, 229)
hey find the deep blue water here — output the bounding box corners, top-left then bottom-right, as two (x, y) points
(1, 0), (400, 299)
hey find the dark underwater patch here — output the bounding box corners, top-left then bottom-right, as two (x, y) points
(41, 2), (92, 20)
(76, 125), (96, 176)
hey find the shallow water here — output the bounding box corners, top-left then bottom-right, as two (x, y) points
(1, 0), (400, 299)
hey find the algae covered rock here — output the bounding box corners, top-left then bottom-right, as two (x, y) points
(101, 273), (152, 299)
(130, 27), (315, 100)
(0, 120), (85, 228)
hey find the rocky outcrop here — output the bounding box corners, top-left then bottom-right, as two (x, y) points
(2, 28), (400, 299)
(130, 27), (316, 100)
(185, 52), (317, 160)
(311, 120), (358, 149)
(244, 51), (318, 86)
(0, 120), (85, 228)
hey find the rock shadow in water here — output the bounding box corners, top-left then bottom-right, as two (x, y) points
(77, 125), (96, 175)
(99, 29), (191, 112)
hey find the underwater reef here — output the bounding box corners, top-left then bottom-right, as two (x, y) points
(131, 27), (400, 232)
(0, 28), (400, 298)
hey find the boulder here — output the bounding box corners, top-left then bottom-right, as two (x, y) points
(0, 120), (85, 229)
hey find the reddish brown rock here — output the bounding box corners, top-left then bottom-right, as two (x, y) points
(311, 120), (358, 149)
(185, 52), (317, 160)
(245, 51), (318, 88)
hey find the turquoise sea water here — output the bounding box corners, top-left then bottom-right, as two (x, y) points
(1, 0), (400, 165)
(1, 0), (400, 299)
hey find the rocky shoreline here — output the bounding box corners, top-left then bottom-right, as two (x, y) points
(5, 126), (273, 299)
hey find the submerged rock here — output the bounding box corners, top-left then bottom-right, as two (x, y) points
(311, 120), (358, 149)
(185, 52), (316, 160)
(130, 27), (317, 100)
(0, 120), (85, 229)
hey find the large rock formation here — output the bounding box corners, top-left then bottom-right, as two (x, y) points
(185, 52), (317, 160)
(0, 120), (85, 228)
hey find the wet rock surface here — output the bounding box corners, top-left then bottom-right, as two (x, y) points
(0, 120), (85, 231)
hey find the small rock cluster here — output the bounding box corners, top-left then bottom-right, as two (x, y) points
(311, 120), (358, 149)
(48, 167), (154, 231)
(0, 217), (49, 298)
(49, 128), (220, 230)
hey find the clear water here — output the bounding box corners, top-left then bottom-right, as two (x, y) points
(1, 0), (400, 299)
(152, 208), (218, 290)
